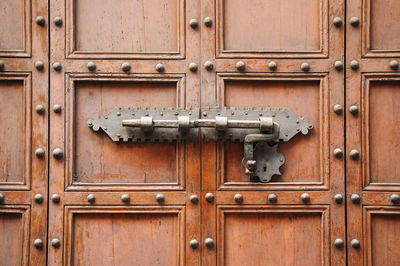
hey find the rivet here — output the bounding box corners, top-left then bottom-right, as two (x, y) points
(52, 148), (63, 160)
(121, 62), (131, 72)
(334, 238), (344, 249)
(390, 194), (400, 204)
(333, 104), (343, 114)
(51, 238), (61, 248)
(334, 61), (344, 71)
(53, 16), (63, 26)
(0, 60), (4, 71)
(301, 193), (310, 203)
(51, 194), (60, 203)
(301, 62), (310, 72)
(34, 194), (44, 204)
(333, 17), (342, 27)
(190, 239), (199, 249)
(121, 194), (130, 203)
(36, 16), (46, 26)
(350, 193), (361, 204)
(155, 63), (165, 73)
(204, 16), (212, 27)
(268, 193), (278, 203)
(189, 19), (199, 29)
(35, 104), (46, 114)
(205, 192), (214, 203)
(35, 147), (45, 158)
(204, 61), (214, 71)
(236, 61), (245, 71)
(0, 193), (5, 204)
(190, 194), (199, 204)
(53, 104), (62, 114)
(189, 62), (198, 72)
(34, 239), (44, 249)
(350, 239), (361, 249)
(87, 61), (96, 71)
(349, 149), (360, 160)
(234, 193), (243, 203)
(35, 61), (45, 71)
(87, 194), (95, 203)
(334, 193), (344, 204)
(268, 61), (277, 70)
(349, 104), (359, 115)
(156, 193), (165, 203)
(204, 238), (214, 249)
(333, 148), (343, 159)
(52, 62), (62, 71)
(390, 60), (399, 70)
(350, 60), (359, 70)
(350, 17), (360, 27)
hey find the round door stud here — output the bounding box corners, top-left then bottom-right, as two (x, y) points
(390, 60), (399, 70)
(268, 193), (278, 203)
(350, 60), (359, 70)
(156, 193), (165, 203)
(53, 104), (62, 114)
(34, 239), (44, 249)
(34, 194), (44, 204)
(87, 61), (96, 71)
(268, 61), (277, 71)
(205, 192), (214, 203)
(334, 61), (344, 71)
(350, 239), (361, 249)
(36, 16), (46, 26)
(351, 193), (361, 204)
(234, 193), (244, 203)
(121, 194), (130, 203)
(349, 104), (359, 115)
(204, 61), (214, 71)
(190, 194), (199, 204)
(236, 61), (246, 71)
(301, 193), (311, 203)
(390, 194), (400, 204)
(121, 62), (131, 72)
(52, 62), (62, 71)
(0, 193), (5, 204)
(189, 62), (198, 72)
(334, 238), (344, 249)
(189, 19), (199, 29)
(333, 104), (343, 114)
(204, 238), (215, 249)
(301, 62), (310, 72)
(334, 148), (344, 159)
(87, 194), (95, 203)
(54, 16), (63, 26)
(155, 63), (165, 73)
(35, 61), (45, 71)
(350, 17), (360, 27)
(349, 149), (360, 160)
(52, 148), (64, 160)
(190, 239), (199, 249)
(204, 16), (212, 27)
(51, 194), (60, 203)
(51, 238), (61, 248)
(35, 104), (46, 114)
(334, 193), (344, 204)
(35, 148), (45, 159)
(0, 60), (4, 71)
(333, 17), (343, 27)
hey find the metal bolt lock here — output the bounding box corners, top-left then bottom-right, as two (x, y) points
(390, 194), (400, 204)
(204, 61), (214, 71)
(301, 193), (311, 203)
(334, 193), (344, 204)
(52, 148), (64, 160)
(204, 238), (214, 249)
(234, 193), (244, 203)
(189, 62), (198, 72)
(121, 62), (131, 72)
(36, 16), (46, 26)
(51, 238), (61, 248)
(87, 62), (96, 71)
(350, 193), (361, 204)
(87, 194), (95, 203)
(190, 194), (199, 204)
(190, 239), (199, 249)
(268, 193), (278, 203)
(156, 193), (165, 203)
(334, 61), (344, 71)
(333, 17), (343, 27)
(34, 239), (44, 249)
(350, 239), (361, 249)
(334, 238), (344, 249)
(205, 192), (214, 203)
(189, 19), (199, 29)
(268, 61), (277, 71)
(121, 194), (130, 203)
(204, 16), (212, 27)
(35, 104), (46, 114)
(35, 148), (45, 158)
(54, 16), (63, 26)
(333, 148), (343, 159)
(301, 62), (310, 72)
(53, 104), (62, 114)
(349, 104), (359, 115)
(155, 63), (165, 73)
(350, 17), (360, 27)
(236, 61), (246, 71)
(0, 193), (5, 204)
(350, 60), (359, 70)
(52, 62), (62, 71)
(390, 60), (399, 70)
(51, 194), (60, 203)
(349, 149), (360, 160)
(34, 194), (44, 204)
(35, 61), (45, 71)
(0, 60), (4, 71)
(333, 104), (343, 114)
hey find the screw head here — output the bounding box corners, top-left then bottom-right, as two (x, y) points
(333, 104), (343, 114)
(190, 194), (199, 204)
(350, 17), (360, 27)
(189, 19), (199, 29)
(0, 193), (5, 204)
(87, 194), (95, 203)
(334, 61), (344, 71)
(351, 193), (361, 204)
(350, 60), (359, 70)
(350, 239), (361, 249)
(34, 238), (44, 249)
(333, 148), (344, 159)
(53, 16), (63, 26)
(349, 104), (359, 115)
(52, 148), (64, 160)
(35, 104), (46, 114)
(51, 238), (61, 248)
(35, 147), (45, 158)
(301, 62), (310, 72)
(155, 63), (165, 73)
(236, 61), (246, 71)
(34, 194), (44, 204)
(121, 62), (131, 72)
(301, 193), (311, 203)
(204, 16), (212, 27)
(204, 238), (214, 249)
(390, 60), (399, 70)
(121, 194), (130, 203)
(51, 194), (60, 203)
(205, 192), (214, 203)
(334, 238), (344, 249)
(189, 62), (198, 72)
(234, 193), (244, 203)
(53, 104), (62, 114)
(349, 149), (360, 160)
(87, 61), (96, 71)
(334, 193), (344, 204)
(333, 17), (343, 27)
(390, 194), (400, 204)
(35, 61), (45, 71)
(190, 239), (199, 249)
(268, 61), (277, 70)
(268, 193), (278, 203)
(0, 60), (4, 71)
(52, 62), (62, 71)
(156, 193), (165, 203)
(36, 16), (46, 26)
(204, 61), (214, 71)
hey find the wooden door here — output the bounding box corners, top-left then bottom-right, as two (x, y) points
(347, 1), (400, 265)
(0, 0), (49, 265)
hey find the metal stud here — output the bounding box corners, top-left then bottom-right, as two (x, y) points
(0, 60), (4, 71)
(189, 62), (198, 72)
(156, 193), (165, 203)
(301, 62), (310, 72)
(350, 60), (359, 70)
(36, 104), (46, 114)
(121, 194), (130, 203)
(0, 193), (5, 204)
(34, 239), (44, 249)
(301, 193), (311, 203)
(334, 61), (344, 71)
(35, 148), (45, 158)
(333, 17), (343, 27)
(51, 194), (60, 203)
(349, 149), (360, 160)
(333, 148), (343, 159)
(51, 238), (61, 248)
(204, 61), (214, 71)
(190, 239), (199, 249)
(204, 16), (212, 27)
(53, 16), (63, 26)
(189, 19), (199, 29)
(268, 61), (277, 71)
(351, 193), (361, 204)
(334, 193), (344, 204)
(190, 194), (199, 204)
(350, 239), (360, 249)
(35, 61), (45, 71)
(333, 104), (343, 114)
(234, 193), (244, 203)
(87, 61), (96, 71)
(121, 62), (131, 72)
(155, 63), (165, 73)
(36, 16), (46, 26)
(204, 238), (214, 249)
(349, 104), (359, 115)
(35, 194), (44, 204)
(52, 148), (64, 160)
(268, 193), (278, 203)
(350, 17), (360, 27)
(205, 192), (214, 203)
(334, 238), (344, 249)
(53, 62), (62, 71)
(87, 194), (95, 203)
(390, 60), (399, 70)
(53, 104), (62, 114)
(390, 194), (400, 204)
(236, 61), (246, 71)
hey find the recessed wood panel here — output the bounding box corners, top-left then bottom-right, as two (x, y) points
(68, 76), (185, 189)
(0, 0), (27, 53)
